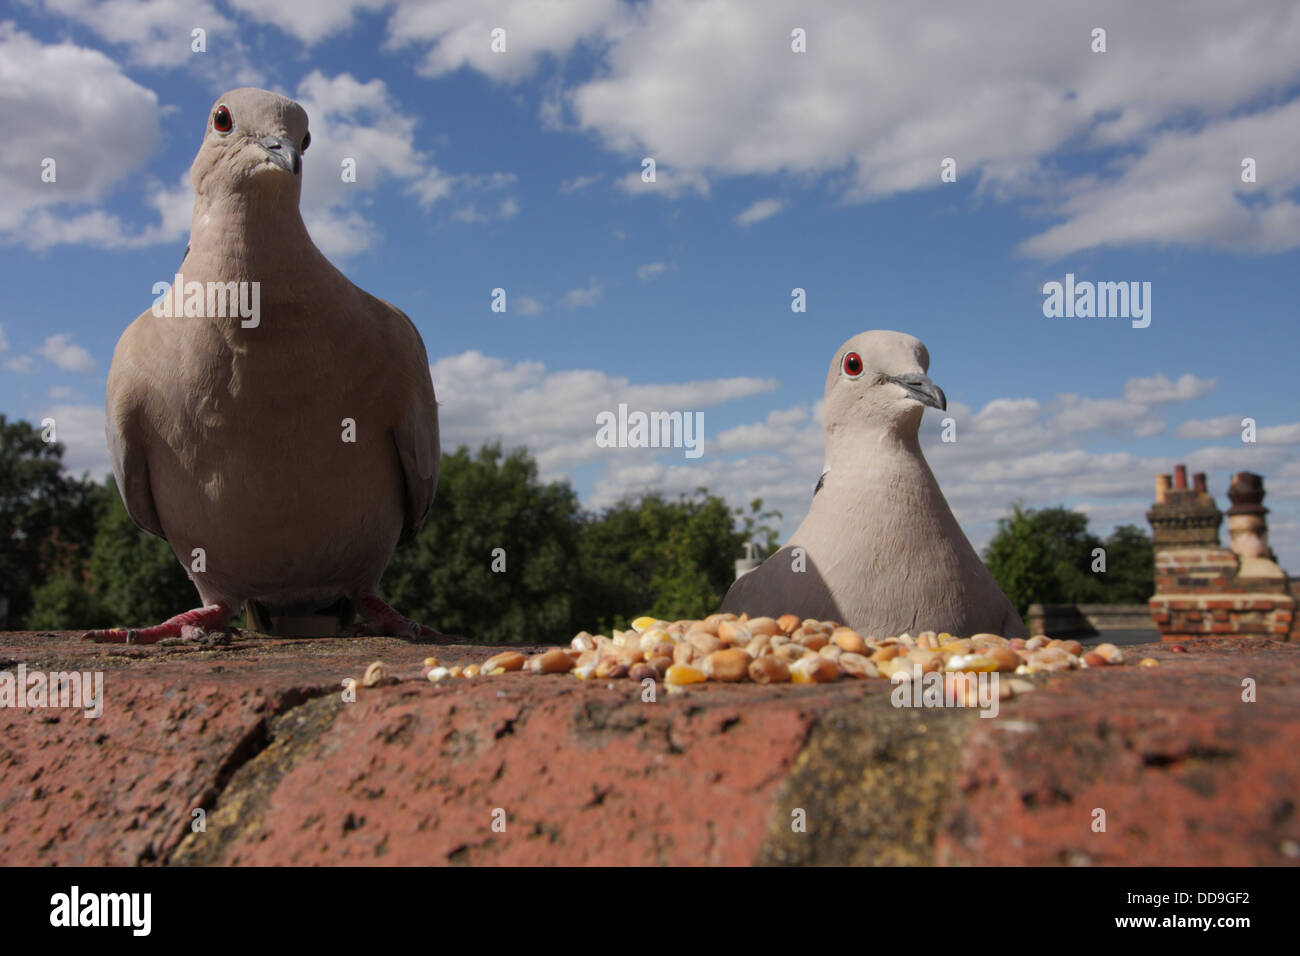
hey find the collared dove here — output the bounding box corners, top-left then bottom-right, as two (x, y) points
(722, 330), (1027, 638)
(86, 88), (441, 642)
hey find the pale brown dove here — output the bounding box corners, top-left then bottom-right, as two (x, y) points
(87, 88), (441, 642)
(722, 330), (1027, 638)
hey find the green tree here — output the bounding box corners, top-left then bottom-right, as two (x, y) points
(26, 570), (110, 630)
(982, 503), (1106, 616)
(88, 477), (198, 626)
(27, 476), (197, 629)
(0, 415), (101, 627)
(382, 444), (583, 644)
(1096, 524), (1154, 603)
(575, 489), (780, 632)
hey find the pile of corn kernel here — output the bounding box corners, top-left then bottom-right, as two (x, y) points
(412, 612), (1156, 693)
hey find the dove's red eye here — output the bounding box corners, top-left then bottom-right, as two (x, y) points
(213, 105), (232, 133)
(843, 351), (864, 377)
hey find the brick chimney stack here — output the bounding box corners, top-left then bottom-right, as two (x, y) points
(1226, 472), (1274, 561)
(1146, 464), (1222, 549)
(1147, 464), (1295, 642)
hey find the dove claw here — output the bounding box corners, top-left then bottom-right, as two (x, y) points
(81, 604), (232, 645)
(355, 592), (441, 640)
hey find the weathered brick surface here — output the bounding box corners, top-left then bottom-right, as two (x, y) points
(1, 631), (1298, 865)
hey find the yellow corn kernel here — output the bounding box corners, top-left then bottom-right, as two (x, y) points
(664, 664), (706, 685)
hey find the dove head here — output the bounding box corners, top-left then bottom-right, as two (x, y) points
(191, 88), (310, 206)
(822, 330), (946, 452)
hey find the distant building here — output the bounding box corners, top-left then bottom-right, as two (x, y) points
(1147, 466), (1295, 642)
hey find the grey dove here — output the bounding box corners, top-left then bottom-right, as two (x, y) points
(87, 88), (441, 642)
(722, 330), (1027, 638)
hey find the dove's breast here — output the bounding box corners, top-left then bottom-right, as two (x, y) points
(138, 298), (408, 606)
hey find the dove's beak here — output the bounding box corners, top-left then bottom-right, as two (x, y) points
(257, 135), (302, 175)
(888, 372), (947, 411)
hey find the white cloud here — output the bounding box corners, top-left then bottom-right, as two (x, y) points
(1050, 395), (1162, 438)
(0, 24), (165, 250)
(553, 0), (1300, 255)
(1259, 423), (1300, 445)
(561, 280), (602, 308)
(515, 295), (543, 316)
(37, 334), (95, 373)
(36, 0), (258, 74)
(1174, 415), (1242, 439)
(734, 198), (782, 227)
(49, 385), (80, 401)
(971, 397), (1040, 433)
(293, 71), (519, 255)
(451, 195), (520, 223)
(560, 173), (603, 192)
(429, 350), (779, 475)
(615, 166), (710, 198)
(227, 0), (388, 45)
(0, 324), (7, 352)
(1124, 372), (1217, 405)
(385, 0), (627, 81)
(1020, 98), (1300, 257)
(636, 261), (666, 280)
(4, 356), (35, 374)
(41, 403), (110, 477)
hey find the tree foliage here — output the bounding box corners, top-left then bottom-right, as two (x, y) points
(573, 491), (779, 634)
(0, 415), (100, 627)
(383, 444), (582, 644)
(983, 503), (1154, 616)
(27, 477), (197, 630)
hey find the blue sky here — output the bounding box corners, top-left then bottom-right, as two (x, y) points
(2, 0), (1299, 570)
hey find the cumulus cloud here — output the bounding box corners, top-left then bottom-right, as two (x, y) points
(41, 402), (109, 477)
(561, 280), (602, 308)
(429, 350), (779, 475)
(0, 24), (165, 249)
(734, 198), (783, 227)
(293, 71), (520, 255)
(560, 173), (603, 192)
(1258, 423), (1300, 445)
(35, 0), (260, 75)
(1124, 372), (1217, 405)
(615, 166), (710, 198)
(515, 295), (543, 315)
(37, 334), (95, 373)
(556, 0), (1300, 254)
(385, 0), (627, 81)
(227, 0), (388, 45)
(1174, 415), (1243, 439)
(636, 261), (666, 280)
